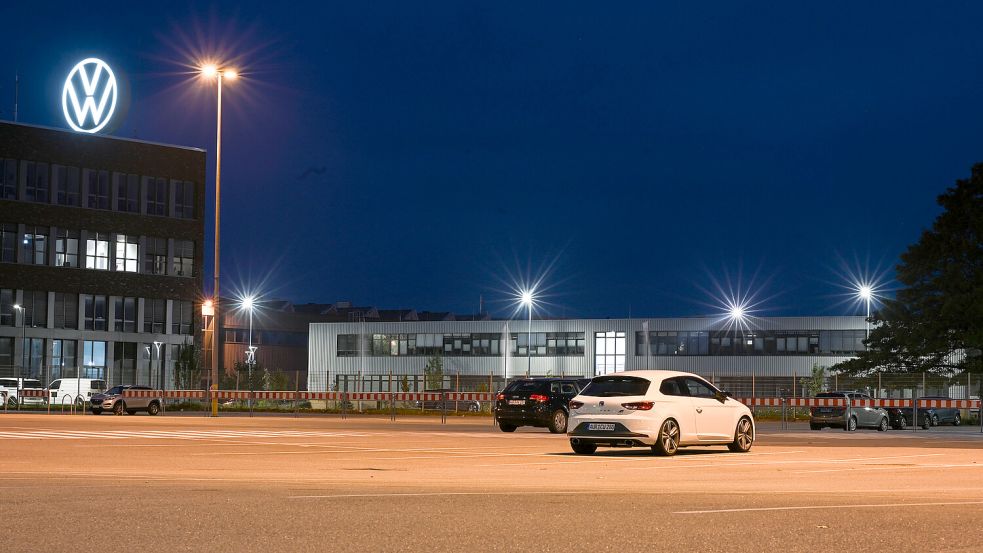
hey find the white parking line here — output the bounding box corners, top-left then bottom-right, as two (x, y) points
(674, 500), (983, 514)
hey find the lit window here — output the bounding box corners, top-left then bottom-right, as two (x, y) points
(85, 233), (110, 270)
(114, 234), (138, 272)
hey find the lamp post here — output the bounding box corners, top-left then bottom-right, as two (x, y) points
(858, 285), (872, 343)
(241, 295), (256, 411)
(520, 291), (534, 378)
(199, 63), (238, 417)
(13, 304), (24, 410)
(153, 341), (163, 390)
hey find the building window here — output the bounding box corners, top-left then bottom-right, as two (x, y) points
(22, 226), (48, 265)
(0, 337), (13, 367)
(114, 234), (138, 272)
(172, 300), (193, 335)
(0, 223), (17, 262)
(636, 331), (709, 356)
(594, 331), (626, 376)
(146, 177), (168, 216)
(0, 289), (13, 326)
(25, 161), (50, 203)
(53, 165), (80, 206)
(82, 294), (107, 331)
(0, 159), (16, 200)
(53, 293), (79, 330)
(144, 299), (166, 334)
(172, 240), (194, 277)
(22, 338), (45, 378)
(82, 340), (107, 377)
(337, 334), (360, 356)
(512, 332), (547, 356)
(115, 173), (139, 213)
(55, 229), (79, 267)
(174, 181), (195, 219)
(22, 290), (47, 328)
(113, 297), (136, 332)
(144, 237), (167, 275)
(113, 342), (138, 385)
(51, 339), (77, 381)
(85, 232), (110, 270)
(86, 169), (110, 209)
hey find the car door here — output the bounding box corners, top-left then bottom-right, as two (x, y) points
(659, 377), (699, 443)
(852, 394), (876, 426)
(683, 377), (733, 441)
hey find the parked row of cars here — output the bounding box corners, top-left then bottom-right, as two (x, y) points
(0, 378), (161, 415)
(809, 391), (967, 431)
(495, 372), (755, 456)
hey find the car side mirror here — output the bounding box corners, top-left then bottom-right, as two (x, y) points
(715, 391), (731, 403)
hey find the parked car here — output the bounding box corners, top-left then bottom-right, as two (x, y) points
(809, 391), (889, 431)
(921, 396), (962, 426)
(567, 370), (754, 456)
(0, 378), (46, 407)
(415, 390), (481, 413)
(48, 378), (106, 406)
(495, 377), (591, 433)
(884, 407), (933, 430)
(90, 385), (162, 415)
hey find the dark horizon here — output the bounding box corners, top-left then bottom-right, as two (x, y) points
(3, 2), (979, 320)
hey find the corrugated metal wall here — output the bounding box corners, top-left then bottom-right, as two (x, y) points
(308, 316), (867, 391)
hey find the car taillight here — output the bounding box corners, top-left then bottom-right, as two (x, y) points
(569, 400), (584, 410)
(529, 394), (548, 403)
(622, 401), (654, 411)
(496, 393), (506, 401)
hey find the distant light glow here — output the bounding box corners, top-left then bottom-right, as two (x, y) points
(521, 290), (534, 307)
(858, 285), (873, 301)
(729, 305), (745, 321)
(241, 295), (255, 311)
(200, 64), (218, 78)
(223, 68), (238, 80)
(202, 299), (214, 317)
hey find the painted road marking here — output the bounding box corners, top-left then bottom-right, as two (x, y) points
(674, 500), (983, 514)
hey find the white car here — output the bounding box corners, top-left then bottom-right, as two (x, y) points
(0, 378), (46, 407)
(567, 370), (754, 456)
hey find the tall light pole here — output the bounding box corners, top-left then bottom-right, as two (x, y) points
(521, 290), (534, 377)
(153, 341), (163, 390)
(242, 295), (256, 411)
(13, 304), (24, 410)
(199, 63), (238, 416)
(858, 285), (872, 343)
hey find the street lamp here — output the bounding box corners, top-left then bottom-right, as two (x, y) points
(199, 62), (238, 416)
(241, 295), (257, 410)
(13, 304), (24, 410)
(858, 284), (873, 342)
(153, 341), (163, 391)
(520, 290), (535, 378)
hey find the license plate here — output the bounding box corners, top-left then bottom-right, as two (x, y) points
(588, 423), (616, 431)
(508, 400), (525, 405)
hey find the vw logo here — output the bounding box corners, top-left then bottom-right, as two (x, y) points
(62, 58), (118, 133)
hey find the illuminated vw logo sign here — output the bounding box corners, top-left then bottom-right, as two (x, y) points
(62, 58), (118, 133)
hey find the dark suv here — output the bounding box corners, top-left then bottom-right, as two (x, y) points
(495, 378), (590, 433)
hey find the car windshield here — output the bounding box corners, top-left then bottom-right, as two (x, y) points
(106, 386), (125, 395)
(580, 376), (650, 397)
(816, 392), (846, 398)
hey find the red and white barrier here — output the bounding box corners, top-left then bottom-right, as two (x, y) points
(19, 389), (47, 398)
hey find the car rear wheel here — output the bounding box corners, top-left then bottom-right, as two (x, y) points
(148, 401), (161, 416)
(845, 416), (857, 432)
(652, 418), (680, 456)
(498, 423), (517, 432)
(113, 401), (125, 415)
(877, 417), (888, 432)
(954, 413), (961, 426)
(921, 417), (930, 430)
(728, 417), (754, 452)
(571, 441), (596, 455)
(548, 410), (568, 434)
(931, 415), (939, 427)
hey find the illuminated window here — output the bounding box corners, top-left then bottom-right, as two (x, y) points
(113, 234), (138, 272)
(594, 331), (625, 376)
(85, 233), (109, 270)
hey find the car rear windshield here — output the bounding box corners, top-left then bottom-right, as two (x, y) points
(580, 376), (651, 397)
(504, 381), (547, 394)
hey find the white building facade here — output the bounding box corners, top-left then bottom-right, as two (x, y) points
(308, 316), (867, 396)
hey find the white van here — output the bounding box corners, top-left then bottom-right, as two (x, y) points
(48, 378), (107, 406)
(0, 378), (46, 407)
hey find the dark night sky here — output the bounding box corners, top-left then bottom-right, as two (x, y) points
(3, 2), (982, 319)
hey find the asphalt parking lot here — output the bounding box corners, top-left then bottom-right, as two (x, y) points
(2, 414), (982, 552)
